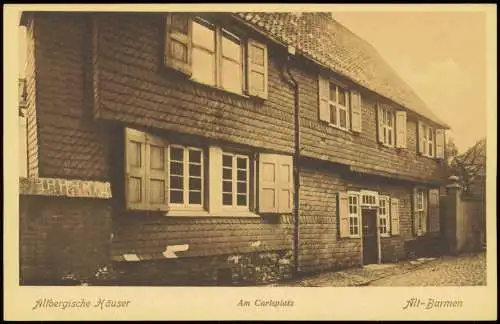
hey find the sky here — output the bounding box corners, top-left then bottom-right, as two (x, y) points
(17, 11), (488, 153)
(332, 11), (487, 153)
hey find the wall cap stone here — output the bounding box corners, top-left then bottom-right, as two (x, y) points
(19, 177), (112, 199)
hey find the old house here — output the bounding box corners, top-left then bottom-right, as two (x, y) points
(19, 11), (449, 285)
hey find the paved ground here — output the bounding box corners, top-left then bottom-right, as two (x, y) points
(369, 252), (486, 286)
(268, 252), (486, 287)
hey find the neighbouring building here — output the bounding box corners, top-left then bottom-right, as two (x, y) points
(19, 11), (450, 285)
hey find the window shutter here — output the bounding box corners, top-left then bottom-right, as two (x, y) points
(412, 187), (419, 236)
(377, 103), (384, 143)
(417, 121), (425, 154)
(208, 146), (223, 214)
(390, 198), (400, 235)
(338, 192), (350, 238)
(435, 129), (445, 159)
(164, 13), (192, 75)
(428, 189), (440, 232)
(350, 90), (362, 132)
(396, 111), (407, 148)
(318, 74), (330, 122)
(146, 134), (169, 211)
(277, 155), (294, 213)
(258, 153), (278, 213)
(247, 39), (268, 99)
(125, 128), (147, 211)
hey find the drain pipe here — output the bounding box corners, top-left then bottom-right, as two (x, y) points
(280, 45), (300, 277)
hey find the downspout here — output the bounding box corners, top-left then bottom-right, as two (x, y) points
(280, 46), (300, 276)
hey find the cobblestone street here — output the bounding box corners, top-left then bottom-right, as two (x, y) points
(268, 252), (486, 287)
(368, 252), (486, 286)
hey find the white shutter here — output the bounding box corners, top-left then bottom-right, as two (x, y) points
(277, 155), (294, 213)
(318, 75), (330, 122)
(247, 39), (268, 99)
(146, 134), (169, 211)
(377, 103), (384, 143)
(164, 13), (192, 75)
(338, 192), (350, 238)
(350, 90), (362, 132)
(435, 129), (445, 159)
(390, 198), (400, 235)
(208, 146), (223, 214)
(396, 111), (407, 149)
(125, 128), (147, 211)
(428, 189), (440, 232)
(418, 121), (426, 154)
(258, 153), (278, 213)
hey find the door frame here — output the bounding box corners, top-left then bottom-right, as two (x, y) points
(360, 206), (381, 265)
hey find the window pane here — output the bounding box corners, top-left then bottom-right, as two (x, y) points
(189, 191), (202, 204)
(339, 109), (347, 128)
(170, 147), (183, 161)
(251, 45), (264, 66)
(170, 175), (183, 190)
(223, 181), (232, 193)
(192, 19), (215, 51)
(222, 155), (233, 167)
(189, 150), (201, 164)
(150, 145), (164, 170)
(250, 71), (264, 92)
(428, 128), (433, 140)
(170, 161), (183, 176)
(170, 190), (183, 204)
(192, 48), (215, 86)
(223, 168), (232, 180)
(222, 31), (241, 62)
(189, 177), (202, 191)
(330, 104), (337, 125)
(329, 83), (337, 102)
(338, 88), (346, 106)
(388, 112), (393, 126)
(223, 193), (233, 206)
(236, 157), (247, 169)
(237, 194), (247, 206)
(388, 130), (392, 145)
(189, 164), (201, 177)
(128, 141), (141, 167)
(237, 182), (247, 194)
(222, 58), (242, 93)
(237, 170), (247, 181)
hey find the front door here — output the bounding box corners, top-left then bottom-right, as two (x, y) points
(362, 209), (378, 265)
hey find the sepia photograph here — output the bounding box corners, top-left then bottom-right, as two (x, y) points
(5, 3), (497, 321)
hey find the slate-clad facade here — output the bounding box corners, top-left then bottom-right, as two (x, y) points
(20, 11), (449, 285)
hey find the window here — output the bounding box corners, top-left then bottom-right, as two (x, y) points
(360, 190), (378, 208)
(222, 153), (249, 209)
(418, 122), (436, 158)
(348, 193), (360, 236)
(378, 196), (390, 236)
(165, 14), (268, 98)
(415, 189), (427, 235)
(328, 82), (349, 130)
(378, 104), (395, 147)
(169, 146), (204, 208)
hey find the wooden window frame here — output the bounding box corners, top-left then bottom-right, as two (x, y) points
(378, 195), (390, 237)
(222, 152), (250, 211)
(347, 191), (361, 238)
(379, 105), (395, 148)
(327, 81), (350, 131)
(415, 189), (428, 235)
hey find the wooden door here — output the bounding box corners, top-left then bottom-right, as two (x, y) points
(362, 209), (378, 265)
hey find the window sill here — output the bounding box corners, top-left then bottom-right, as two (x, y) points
(164, 208), (260, 218)
(380, 234), (391, 238)
(327, 123), (350, 133)
(189, 77), (252, 101)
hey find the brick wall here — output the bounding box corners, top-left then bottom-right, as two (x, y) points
(20, 195), (112, 285)
(293, 65), (446, 183)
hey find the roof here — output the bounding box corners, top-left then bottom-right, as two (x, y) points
(235, 12), (450, 129)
